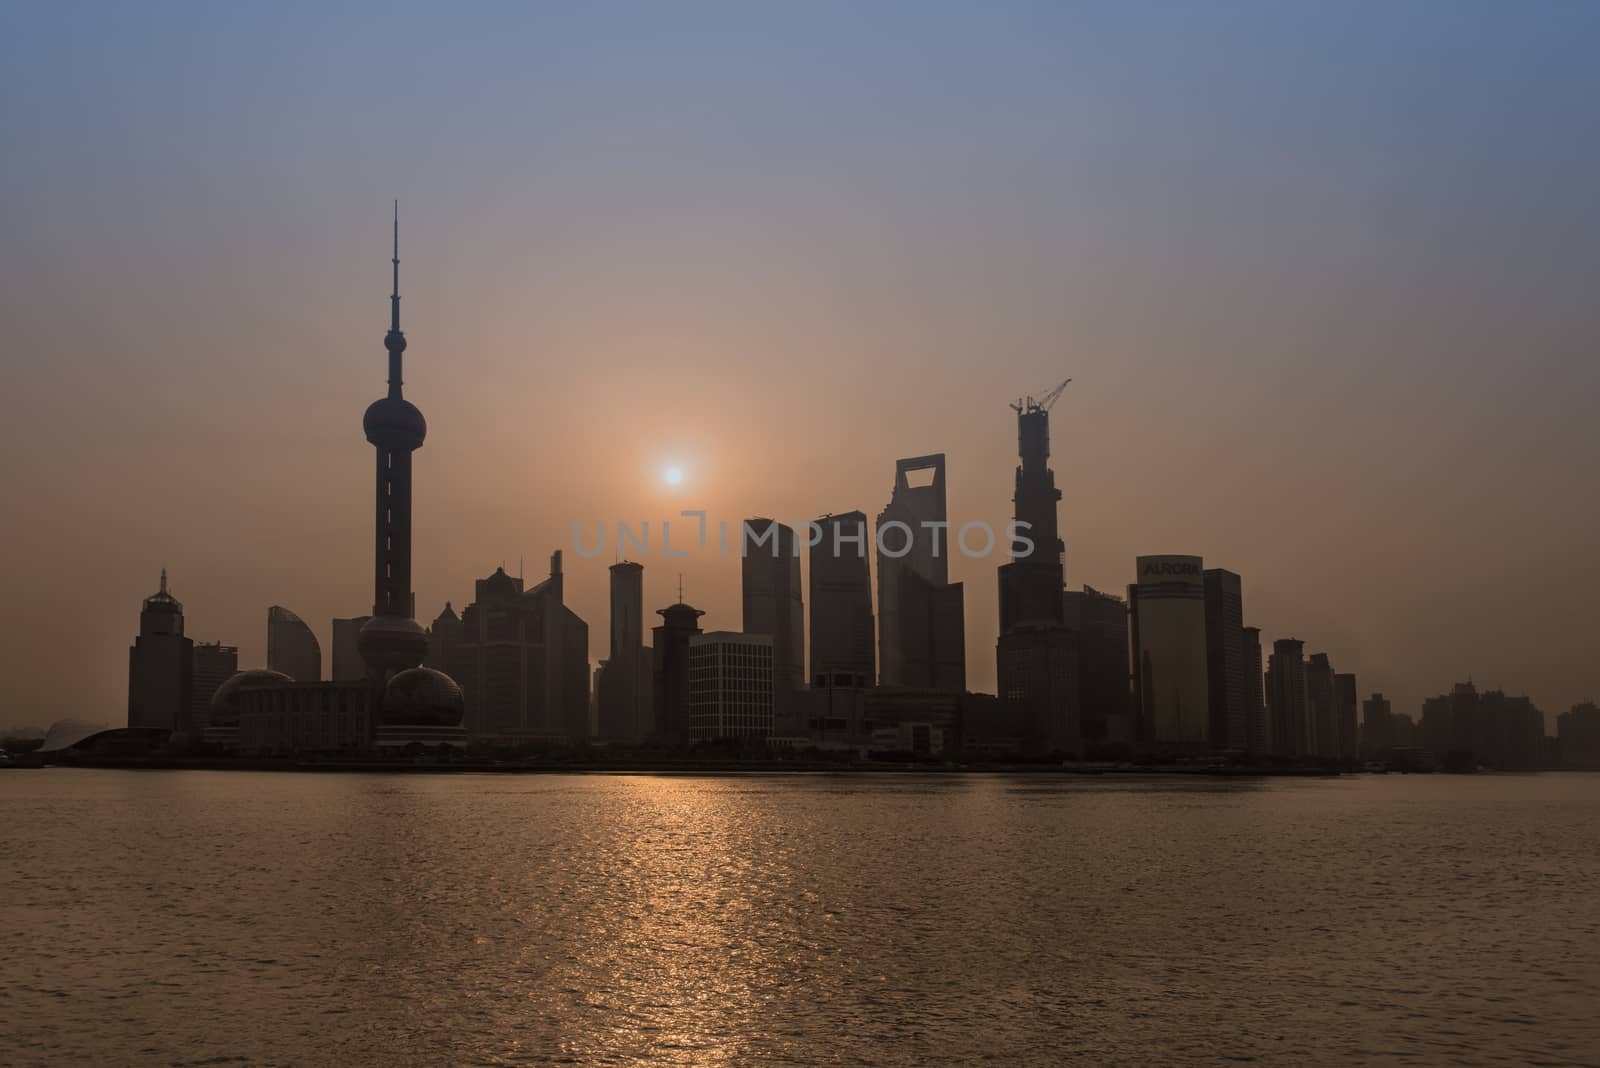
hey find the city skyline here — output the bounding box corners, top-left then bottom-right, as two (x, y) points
(4, 4), (1599, 730)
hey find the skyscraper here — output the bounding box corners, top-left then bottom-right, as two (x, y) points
(876, 455), (965, 690)
(1266, 638), (1308, 756)
(449, 554), (590, 743)
(1202, 568), (1247, 751)
(127, 569), (194, 734)
(357, 204), (429, 682)
(1334, 672), (1359, 762)
(190, 641), (238, 738)
(809, 511), (874, 689)
(741, 518), (805, 693)
(267, 606), (321, 682)
(1558, 702), (1600, 769)
(1306, 653), (1338, 758)
(1361, 692), (1392, 758)
(1130, 556), (1209, 749)
(598, 560), (652, 742)
(1063, 586), (1131, 750)
(1241, 626), (1268, 753)
(995, 394), (1077, 754)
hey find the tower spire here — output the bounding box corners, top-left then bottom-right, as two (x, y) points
(391, 199), (400, 333)
(160, 567), (168, 596)
(384, 200), (407, 398)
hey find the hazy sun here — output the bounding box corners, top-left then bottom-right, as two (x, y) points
(662, 465), (684, 487)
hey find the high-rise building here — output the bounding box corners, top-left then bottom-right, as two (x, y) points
(741, 518), (805, 693)
(330, 616), (371, 681)
(809, 512), (874, 689)
(1266, 638), (1308, 756)
(652, 598), (705, 745)
(1334, 672), (1359, 762)
(128, 569), (194, 734)
(267, 606), (321, 682)
(449, 553), (590, 743)
(1129, 556), (1209, 749)
(191, 641), (238, 736)
(994, 396), (1077, 755)
(688, 631), (774, 741)
(1421, 682), (1546, 770)
(1305, 653), (1338, 758)
(877, 455), (965, 689)
(425, 603), (462, 673)
(1241, 626), (1268, 753)
(1202, 568), (1247, 751)
(597, 561), (653, 742)
(1558, 702), (1600, 769)
(1389, 712), (1418, 747)
(1361, 692), (1393, 758)
(997, 399), (1065, 632)
(1063, 586), (1131, 749)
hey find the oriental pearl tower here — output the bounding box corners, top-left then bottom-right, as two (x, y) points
(357, 204), (430, 680)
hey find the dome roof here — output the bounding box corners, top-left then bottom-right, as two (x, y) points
(382, 667), (465, 727)
(358, 614), (428, 674)
(363, 395), (427, 449)
(210, 669), (293, 726)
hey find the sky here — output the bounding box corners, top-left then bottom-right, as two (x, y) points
(2, 1), (1597, 731)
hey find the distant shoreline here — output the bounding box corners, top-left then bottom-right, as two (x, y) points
(9, 757), (1349, 777)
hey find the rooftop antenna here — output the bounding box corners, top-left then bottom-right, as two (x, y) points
(678, 573), (684, 603)
(159, 567), (168, 596)
(390, 199), (400, 332)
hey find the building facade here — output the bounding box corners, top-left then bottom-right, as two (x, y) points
(1305, 653), (1338, 758)
(877, 454), (965, 689)
(1361, 692), (1393, 758)
(1130, 555), (1209, 749)
(1266, 638), (1308, 756)
(742, 518), (806, 694)
(1334, 672), (1359, 762)
(1064, 585), (1132, 751)
(688, 631), (774, 741)
(191, 641), (238, 736)
(809, 511), (875, 689)
(128, 570), (194, 735)
(1558, 702), (1600, 769)
(1202, 568), (1248, 752)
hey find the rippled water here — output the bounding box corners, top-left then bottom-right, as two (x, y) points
(3, 770), (1599, 1066)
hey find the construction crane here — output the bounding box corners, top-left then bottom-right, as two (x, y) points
(1009, 377), (1071, 415)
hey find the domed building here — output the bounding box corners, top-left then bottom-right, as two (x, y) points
(204, 669), (291, 749)
(376, 666), (468, 751)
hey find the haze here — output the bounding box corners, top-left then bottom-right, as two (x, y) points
(2, 2), (1597, 731)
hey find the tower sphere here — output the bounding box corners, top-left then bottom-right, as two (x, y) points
(357, 614), (428, 675)
(363, 395), (426, 449)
